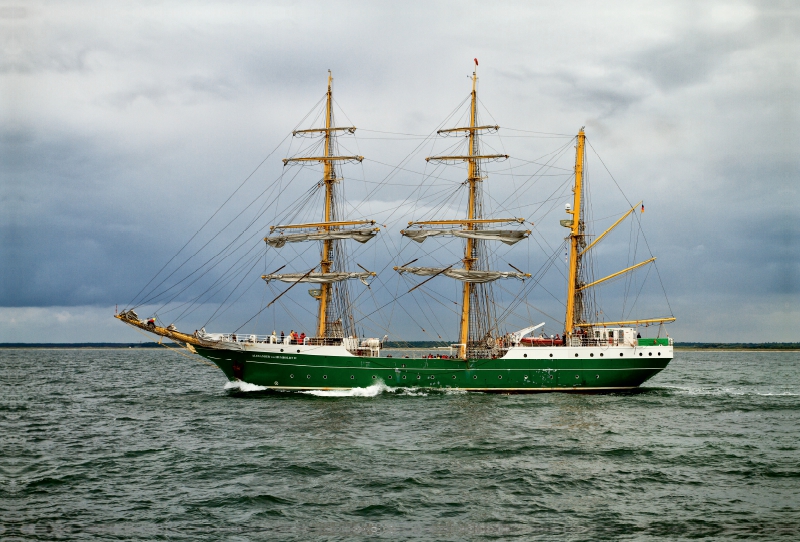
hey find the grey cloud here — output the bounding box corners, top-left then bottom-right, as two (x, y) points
(629, 32), (744, 91)
(496, 66), (649, 117)
(628, 4), (799, 92)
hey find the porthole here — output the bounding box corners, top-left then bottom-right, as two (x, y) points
(620, 352), (624, 357)
(649, 352), (653, 357)
(639, 353), (643, 357)
(452, 375), (456, 379)
(549, 374), (554, 379)
(658, 352), (661, 356)
(596, 374), (600, 379)
(280, 349), (284, 352)
(372, 375), (377, 379)
(498, 375), (503, 379)
(323, 375), (327, 379)
(524, 353), (527, 358)
(388, 375), (392, 379)
(350, 375), (354, 380)
(575, 375), (579, 379)
(417, 375), (421, 380)
(402, 375), (407, 379)
(290, 374), (294, 379)
(429, 375), (434, 380)
(574, 353), (579, 358)
(296, 350), (300, 353)
(473, 375), (478, 379)
(549, 353), (553, 358)
(590, 353), (594, 357)
(600, 353), (603, 357)
(307, 375), (311, 379)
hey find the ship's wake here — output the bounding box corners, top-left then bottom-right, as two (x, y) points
(300, 381), (391, 397)
(223, 380), (468, 397)
(656, 385), (800, 397)
(224, 380), (270, 392)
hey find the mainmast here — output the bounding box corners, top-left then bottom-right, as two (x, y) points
(395, 61), (530, 359)
(458, 68), (480, 360)
(319, 71), (335, 338)
(264, 71), (377, 339)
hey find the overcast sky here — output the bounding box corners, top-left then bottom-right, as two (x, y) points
(1, 0), (798, 343)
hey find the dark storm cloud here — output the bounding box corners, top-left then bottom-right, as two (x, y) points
(0, 130), (181, 306)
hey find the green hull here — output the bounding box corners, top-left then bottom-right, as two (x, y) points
(197, 346), (672, 392)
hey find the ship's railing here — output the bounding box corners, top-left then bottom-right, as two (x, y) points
(217, 333), (343, 345)
(513, 338), (563, 347)
(382, 349), (459, 360)
(567, 337), (637, 348)
(218, 333), (280, 344)
(215, 333), (381, 355)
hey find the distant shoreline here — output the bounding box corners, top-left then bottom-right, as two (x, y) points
(1, 342), (798, 351)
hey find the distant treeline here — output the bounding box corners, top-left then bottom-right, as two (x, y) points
(1, 341), (798, 350)
(675, 342), (800, 350)
(0, 341), (450, 349)
(0, 342), (163, 349)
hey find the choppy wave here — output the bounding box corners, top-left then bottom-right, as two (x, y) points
(8, 349), (799, 540)
(658, 385), (800, 397)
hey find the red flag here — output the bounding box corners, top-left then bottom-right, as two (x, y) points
(474, 58), (479, 66)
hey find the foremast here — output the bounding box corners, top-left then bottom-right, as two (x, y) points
(564, 129), (587, 339)
(395, 62), (530, 359)
(264, 71), (377, 339)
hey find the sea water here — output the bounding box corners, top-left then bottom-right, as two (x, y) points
(1, 349), (798, 540)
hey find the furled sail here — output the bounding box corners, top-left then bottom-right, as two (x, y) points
(394, 266), (529, 283)
(262, 271), (376, 285)
(401, 228), (529, 245)
(266, 228), (378, 248)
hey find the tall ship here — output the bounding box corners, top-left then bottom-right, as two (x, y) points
(117, 64), (675, 392)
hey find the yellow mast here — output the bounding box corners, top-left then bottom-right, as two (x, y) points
(564, 128), (586, 340)
(457, 67), (479, 359)
(277, 71), (368, 339)
(317, 70), (335, 338)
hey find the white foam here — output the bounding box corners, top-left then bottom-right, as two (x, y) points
(394, 386), (429, 396)
(301, 380), (391, 397)
(224, 380), (269, 392)
(224, 379), (472, 397)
